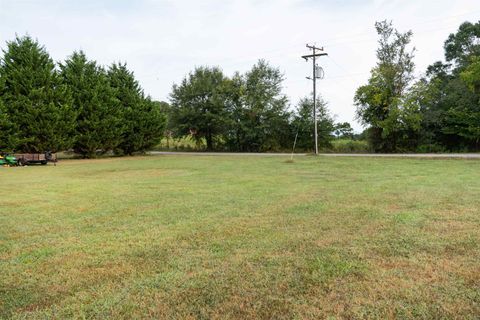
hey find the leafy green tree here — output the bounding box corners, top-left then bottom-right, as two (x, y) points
(60, 51), (122, 157)
(418, 21), (480, 151)
(169, 61), (293, 152)
(443, 22), (480, 149)
(418, 73), (478, 150)
(0, 35), (76, 152)
(460, 56), (480, 94)
(394, 80), (425, 150)
(444, 107), (480, 148)
(440, 78), (480, 149)
(291, 96), (334, 150)
(169, 66), (230, 150)
(232, 60), (291, 152)
(108, 63), (166, 155)
(444, 21), (480, 69)
(354, 21), (416, 152)
(334, 122), (354, 139)
(223, 72), (248, 151)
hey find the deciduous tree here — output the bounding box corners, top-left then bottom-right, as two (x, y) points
(169, 66), (230, 150)
(291, 96), (334, 151)
(354, 21), (416, 152)
(234, 60), (291, 152)
(418, 21), (480, 150)
(334, 122), (354, 139)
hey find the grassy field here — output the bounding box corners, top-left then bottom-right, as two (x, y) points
(1, 155), (479, 319)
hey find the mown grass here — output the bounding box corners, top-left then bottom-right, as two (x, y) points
(0, 155), (479, 319)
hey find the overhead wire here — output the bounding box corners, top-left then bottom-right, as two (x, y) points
(136, 8), (480, 89)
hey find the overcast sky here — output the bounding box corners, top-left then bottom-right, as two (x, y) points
(1, 0), (479, 131)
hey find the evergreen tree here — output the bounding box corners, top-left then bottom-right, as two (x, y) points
(0, 99), (18, 152)
(108, 63), (166, 155)
(60, 51), (122, 157)
(0, 75), (18, 152)
(141, 99), (167, 151)
(0, 35), (76, 152)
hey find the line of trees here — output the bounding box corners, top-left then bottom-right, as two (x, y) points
(355, 20), (480, 152)
(167, 20), (480, 153)
(168, 61), (336, 152)
(0, 35), (166, 157)
(0, 35), (338, 156)
(1, 20), (478, 156)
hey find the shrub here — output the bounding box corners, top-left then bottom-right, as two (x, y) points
(330, 139), (370, 153)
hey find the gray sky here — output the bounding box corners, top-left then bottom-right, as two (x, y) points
(1, 0), (479, 131)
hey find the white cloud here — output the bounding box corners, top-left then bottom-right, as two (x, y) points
(1, 0), (478, 131)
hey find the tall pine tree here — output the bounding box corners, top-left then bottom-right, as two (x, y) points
(0, 35), (76, 152)
(0, 100), (18, 152)
(108, 63), (166, 155)
(0, 74), (18, 152)
(60, 51), (123, 157)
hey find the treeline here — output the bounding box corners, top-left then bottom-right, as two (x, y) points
(166, 19), (480, 153)
(355, 20), (480, 152)
(167, 61), (337, 152)
(1, 20), (478, 156)
(0, 36), (341, 156)
(0, 36), (166, 157)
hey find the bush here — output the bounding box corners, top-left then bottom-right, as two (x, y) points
(416, 144), (448, 153)
(330, 139), (370, 153)
(154, 136), (205, 151)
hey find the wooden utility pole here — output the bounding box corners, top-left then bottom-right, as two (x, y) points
(302, 44), (327, 155)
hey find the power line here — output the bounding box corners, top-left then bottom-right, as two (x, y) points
(319, 9), (480, 47)
(138, 10), (480, 80)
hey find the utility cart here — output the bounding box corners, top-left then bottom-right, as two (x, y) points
(15, 152), (57, 166)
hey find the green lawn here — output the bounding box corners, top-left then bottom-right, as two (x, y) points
(1, 155), (479, 319)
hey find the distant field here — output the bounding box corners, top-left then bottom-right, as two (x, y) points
(1, 155), (479, 319)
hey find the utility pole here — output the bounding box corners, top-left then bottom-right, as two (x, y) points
(302, 44), (327, 155)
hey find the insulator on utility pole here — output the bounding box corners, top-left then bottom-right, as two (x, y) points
(301, 44), (327, 155)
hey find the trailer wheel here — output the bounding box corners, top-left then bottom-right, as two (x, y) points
(41, 161), (47, 165)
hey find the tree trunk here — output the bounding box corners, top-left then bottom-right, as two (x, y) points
(206, 133), (213, 151)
